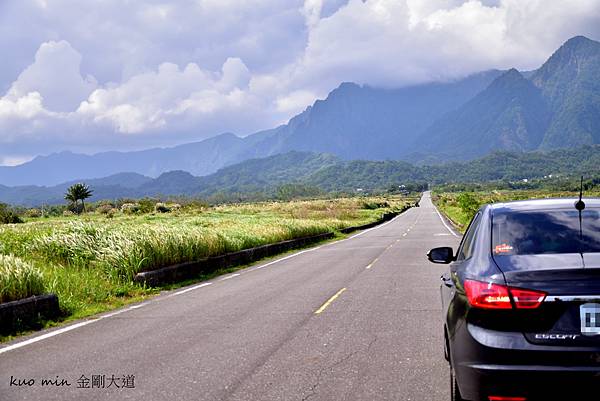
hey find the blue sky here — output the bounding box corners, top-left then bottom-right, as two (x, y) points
(1, 0), (599, 165)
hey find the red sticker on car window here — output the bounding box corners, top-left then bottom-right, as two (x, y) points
(494, 243), (514, 254)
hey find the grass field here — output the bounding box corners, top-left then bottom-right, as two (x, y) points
(433, 189), (600, 233)
(0, 195), (414, 336)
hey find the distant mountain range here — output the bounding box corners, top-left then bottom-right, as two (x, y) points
(0, 70), (502, 186)
(2, 145), (600, 207)
(0, 35), (599, 194)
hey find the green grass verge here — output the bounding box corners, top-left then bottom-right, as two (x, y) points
(432, 188), (600, 234)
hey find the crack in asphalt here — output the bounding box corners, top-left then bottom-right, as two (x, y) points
(301, 336), (378, 401)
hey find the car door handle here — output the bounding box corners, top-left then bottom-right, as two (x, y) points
(441, 275), (453, 288)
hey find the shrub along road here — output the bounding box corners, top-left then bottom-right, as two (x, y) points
(0, 192), (461, 401)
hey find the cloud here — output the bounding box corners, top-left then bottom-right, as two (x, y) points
(0, 43), (278, 157)
(218, 58), (252, 91)
(275, 90), (318, 113)
(76, 58), (259, 134)
(303, 0), (324, 27)
(5, 40), (96, 112)
(0, 0), (308, 86)
(284, 0), (600, 91)
(0, 0), (600, 163)
(0, 92), (49, 120)
(0, 155), (33, 167)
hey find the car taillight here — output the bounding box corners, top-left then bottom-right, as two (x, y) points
(464, 280), (512, 309)
(464, 280), (546, 310)
(509, 287), (546, 309)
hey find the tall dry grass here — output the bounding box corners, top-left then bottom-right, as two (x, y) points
(0, 254), (45, 303)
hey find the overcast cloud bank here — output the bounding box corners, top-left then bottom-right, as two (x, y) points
(1, 0), (599, 164)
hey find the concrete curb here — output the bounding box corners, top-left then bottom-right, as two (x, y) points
(0, 294), (60, 334)
(339, 202), (415, 234)
(134, 232), (335, 286)
(134, 205), (413, 287)
(339, 210), (401, 234)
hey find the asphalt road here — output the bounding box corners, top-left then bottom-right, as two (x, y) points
(0, 192), (461, 401)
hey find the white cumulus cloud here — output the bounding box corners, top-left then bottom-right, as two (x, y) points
(77, 58), (257, 134)
(5, 40), (96, 112)
(0, 92), (48, 120)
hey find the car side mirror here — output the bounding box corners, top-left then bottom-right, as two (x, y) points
(427, 247), (454, 264)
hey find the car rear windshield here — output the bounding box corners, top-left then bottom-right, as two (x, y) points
(492, 208), (600, 255)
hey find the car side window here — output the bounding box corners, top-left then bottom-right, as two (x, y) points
(456, 212), (481, 261)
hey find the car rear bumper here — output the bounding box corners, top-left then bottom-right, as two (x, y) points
(452, 323), (600, 400)
(458, 362), (600, 400)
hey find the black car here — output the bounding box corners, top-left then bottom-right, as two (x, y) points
(428, 198), (600, 401)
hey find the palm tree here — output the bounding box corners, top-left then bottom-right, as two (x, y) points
(65, 183), (93, 214)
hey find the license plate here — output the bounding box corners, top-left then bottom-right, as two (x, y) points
(580, 303), (600, 336)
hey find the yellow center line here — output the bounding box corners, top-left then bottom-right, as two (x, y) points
(365, 257), (379, 269)
(314, 288), (347, 314)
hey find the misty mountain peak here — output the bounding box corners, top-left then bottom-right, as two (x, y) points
(560, 35), (600, 54)
(548, 35), (600, 66)
(488, 68), (528, 91)
(323, 82), (363, 102)
(503, 68), (522, 78)
(335, 81), (362, 92)
(532, 35), (600, 88)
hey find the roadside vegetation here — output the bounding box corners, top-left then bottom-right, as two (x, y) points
(0, 195), (415, 337)
(0, 254), (46, 303)
(433, 188), (600, 232)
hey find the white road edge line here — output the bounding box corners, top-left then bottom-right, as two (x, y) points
(247, 247), (320, 272)
(127, 302), (149, 310)
(0, 302), (146, 355)
(1, 281), (218, 354)
(0, 321), (94, 355)
(219, 273), (241, 281)
(247, 226), (396, 273)
(434, 207), (460, 237)
(171, 282), (213, 296)
(347, 213), (403, 239)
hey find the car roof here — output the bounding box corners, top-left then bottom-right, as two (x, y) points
(488, 197), (600, 212)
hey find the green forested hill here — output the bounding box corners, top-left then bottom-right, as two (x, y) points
(2, 146), (600, 206)
(307, 146), (600, 190)
(420, 69), (550, 159)
(533, 36), (600, 149)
